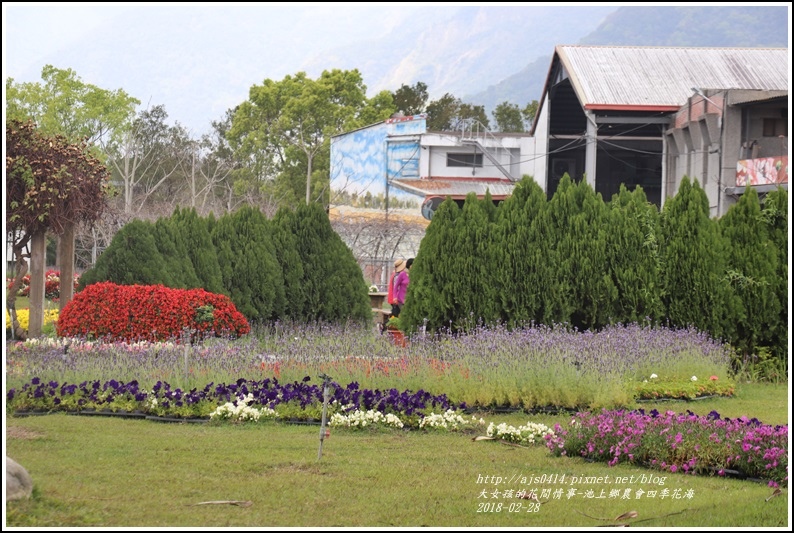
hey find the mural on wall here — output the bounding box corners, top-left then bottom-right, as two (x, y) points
(736, 156), (788, 186)
(330, 115), (427, 194)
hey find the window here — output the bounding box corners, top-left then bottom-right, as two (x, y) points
(763, 118), (788, 137)
(447, 153), (483, 167)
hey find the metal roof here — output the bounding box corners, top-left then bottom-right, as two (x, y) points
(390, 177), (516, 200)
(557, 45), (789, 110)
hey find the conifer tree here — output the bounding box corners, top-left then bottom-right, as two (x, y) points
(400, 197), (461, 333)
(759, 187), (788, 359)
(152, 217), (201, 289)
(170, 207), (224, 295)
(605, 185), (665, 324)
(275, 203), (370, 323)
(718, 187), (781, 357)
(78, 219), (173, 288)
(545, 175), (616, 330)
(451, 192), (501, 329)
(271, 207), (307, 321)
(494, 176), (549, 327)
(212, 206), (286, 321)
(659, 177), (729, 338)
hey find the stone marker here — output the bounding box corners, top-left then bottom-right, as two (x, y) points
(6, 457), (33, 501)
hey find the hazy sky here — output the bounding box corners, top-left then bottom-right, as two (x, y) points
(2, 2), (430, 133)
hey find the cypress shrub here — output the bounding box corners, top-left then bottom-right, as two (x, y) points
(718, 186), (781, 357)
(659, 177), (730, 339)
(274, 203), (370, 324)
(271, 207), (306, 321)
(759, 187), (788, 359)
(450, 192), (501, 329)
(77, 219), (174, 289)
(152, 217), (201, 289)
(493, 176), (549, 327)
(170, 207), (225, 295)
(545, 176), (616, 330)
(212, 206), (286, 322)
(605, 185), (665, 325)
(400, 197), (461, 333)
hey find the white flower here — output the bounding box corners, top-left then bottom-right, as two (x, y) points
(643, 379), (648, 383)
(691, 375), (698, 381)
(650, 373), (658, 379)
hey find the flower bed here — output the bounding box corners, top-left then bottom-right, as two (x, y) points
(545, 408), (787, 487)
(6, 376), (465, 425)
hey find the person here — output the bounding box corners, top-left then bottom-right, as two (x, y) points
(391, 257), (412, 318)
(387, 258), (404, 310)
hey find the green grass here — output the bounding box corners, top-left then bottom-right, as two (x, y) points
(5, 382), (789, 528)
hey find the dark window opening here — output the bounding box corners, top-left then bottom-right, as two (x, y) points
(447, 153), (483, 167)
(763, 118), (788, 137)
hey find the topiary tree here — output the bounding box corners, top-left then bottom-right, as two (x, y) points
(77, 219), (175, 288)
(271, 207), (306, 321)
(718, 186), (781, 358)
(544, 175), (616, 331)
(399, 197), (462, 333)
(758, 187), (788, 359)
(447, 192), (501, 330)
(151, 216), (201, 289)
(169, 206), (225, 295)
(659, 177), (730, 339)
(493, 176), (550, 327)
(212, 206), (286, 321)
(273, 202), (370, 324)
(605, 185), (665, 325)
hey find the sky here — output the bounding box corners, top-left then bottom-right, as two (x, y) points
(2, 2), (430, 134)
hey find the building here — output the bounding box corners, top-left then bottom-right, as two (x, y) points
(331, 114), (540, 220)
(531, 45), (789, 215)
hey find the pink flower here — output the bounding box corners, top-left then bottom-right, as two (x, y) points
(710, 375), (718, 381)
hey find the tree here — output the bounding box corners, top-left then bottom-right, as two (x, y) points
(426, 93), (489, 131)
(759, 187), (788, 359)
(605, 185), (665, 325)
(105, 105), (188, 214)
(425, 93), (460, 130)
(169, 207), (225, 295)
(659, 177), (729, 339)
(545, 176), (616, 330)
(77, 219), (175, 288)
(522, 100), (539, 127)
(6, 120), (111, 338)
(493, 176), (550, 327)
(392, 81), (429, 116)
(228, 69), (394, 210)
(6, 65), (139, 146)
(273, 203), (371, 323)
(492, 101), (524, 132)
(399, 197), (462, 333)
(211, 206), (285, 321)
(7, 66), (138, 317)
(718, 186), (781, 358)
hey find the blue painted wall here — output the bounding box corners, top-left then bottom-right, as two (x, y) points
(331, 115), (426, 195)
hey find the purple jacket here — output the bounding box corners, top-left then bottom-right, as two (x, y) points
(393, 270), (409, 305)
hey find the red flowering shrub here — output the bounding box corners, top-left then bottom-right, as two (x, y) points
(56, 282), (250, 343)
(6, 270), (79, 301)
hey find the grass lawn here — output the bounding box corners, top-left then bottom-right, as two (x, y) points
(5, 382), (789, 528)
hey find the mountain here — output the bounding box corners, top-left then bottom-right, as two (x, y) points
(301, 5), (617, 100)
(467, 5), (791, 115)
(5, 5), (616, 135)
(6, 5), (788, 136)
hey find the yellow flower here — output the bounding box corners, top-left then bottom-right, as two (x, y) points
(5, 309), (59, 331)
